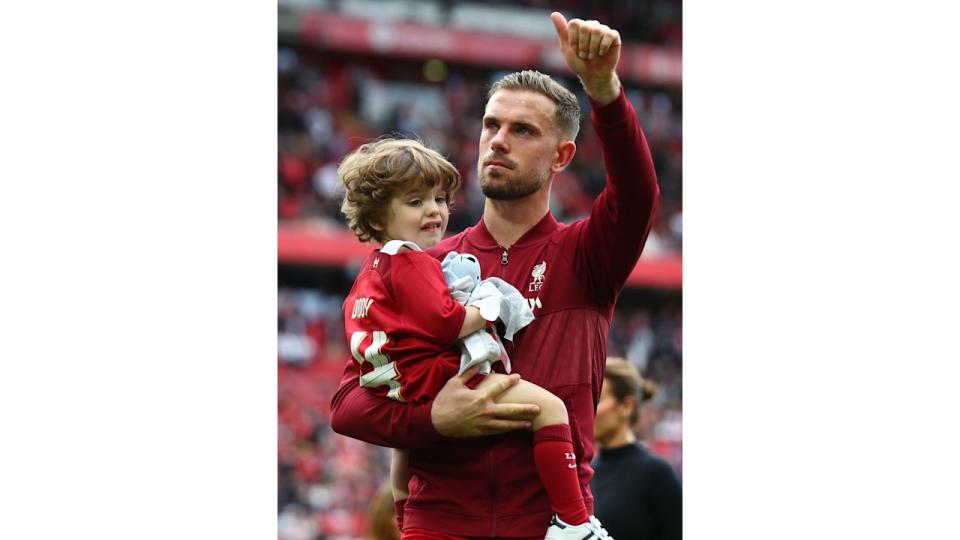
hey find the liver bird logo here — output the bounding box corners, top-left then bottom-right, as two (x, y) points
(531, 261), (546, 285)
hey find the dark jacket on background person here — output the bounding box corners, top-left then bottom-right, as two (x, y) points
(591, 442), (682, 539)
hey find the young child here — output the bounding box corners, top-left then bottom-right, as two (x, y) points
(337, 138), (601, 538)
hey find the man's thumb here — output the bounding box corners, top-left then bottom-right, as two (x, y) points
(550, 12), (569, 46)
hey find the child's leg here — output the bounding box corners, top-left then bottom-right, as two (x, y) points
(391, 448), (409, 531)
(474, 374), (590, 526)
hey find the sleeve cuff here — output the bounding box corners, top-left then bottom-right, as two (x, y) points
(589, 87), (629, 127)
(439, 302), (467, 346)
(411, 400), (444, 444)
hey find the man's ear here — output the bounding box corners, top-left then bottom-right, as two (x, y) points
(551, 140), (577, 174)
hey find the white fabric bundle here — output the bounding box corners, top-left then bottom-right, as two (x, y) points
(440, 252), (535, 375)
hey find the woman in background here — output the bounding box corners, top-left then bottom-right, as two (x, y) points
(591, 358), (682, 540)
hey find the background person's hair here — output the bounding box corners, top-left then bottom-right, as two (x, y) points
(339, 138), (462, 244)
(487, 70), (581, 141)
(604, 357), (656, 425)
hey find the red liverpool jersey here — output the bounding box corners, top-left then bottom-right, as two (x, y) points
(342, 244), (466, 404)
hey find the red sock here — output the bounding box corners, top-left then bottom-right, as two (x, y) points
(533, 423), (589, 525)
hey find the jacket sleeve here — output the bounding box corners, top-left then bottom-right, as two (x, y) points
(329, 359), (445, 448)
(574, 89), (661, 309)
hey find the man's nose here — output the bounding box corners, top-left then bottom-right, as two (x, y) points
(490, 129), (509, 153)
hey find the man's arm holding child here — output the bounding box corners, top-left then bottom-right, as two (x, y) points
(330, 365), (539, 446)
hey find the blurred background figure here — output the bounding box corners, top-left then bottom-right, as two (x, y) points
(367, 483), (401, 540)
(591, 357), (682, 540)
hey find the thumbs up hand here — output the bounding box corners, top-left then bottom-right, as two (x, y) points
(550, 12), (622, 106)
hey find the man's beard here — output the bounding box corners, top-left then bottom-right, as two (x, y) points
(478, 167), (549, 201)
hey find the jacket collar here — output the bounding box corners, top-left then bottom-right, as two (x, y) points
(467, 212), (560, 250)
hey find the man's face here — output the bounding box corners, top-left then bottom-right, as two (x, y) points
(477, 90), (563, 201)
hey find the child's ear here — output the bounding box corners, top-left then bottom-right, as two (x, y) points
(370, 221), (384, 231)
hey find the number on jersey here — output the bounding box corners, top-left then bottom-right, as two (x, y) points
(349, 330), (403, 401)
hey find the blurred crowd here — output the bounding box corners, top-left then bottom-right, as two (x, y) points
(281, 0), (680, 50)
(278, 44), (682, 256)
(278, 287), (682, 540)
(497, 0), (682, 48)
(278, 288), (377, 540)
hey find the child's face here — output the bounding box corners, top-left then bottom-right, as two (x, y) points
(382, 184), (449, 247)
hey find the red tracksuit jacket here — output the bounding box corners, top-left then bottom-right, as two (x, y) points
(331, 90), (660, 538)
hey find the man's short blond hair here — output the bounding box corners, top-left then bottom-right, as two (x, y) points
(487, 70), (581, 141)
(338, 138), (461, 244)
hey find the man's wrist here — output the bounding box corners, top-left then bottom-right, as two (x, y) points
(580, 74), (621, 107)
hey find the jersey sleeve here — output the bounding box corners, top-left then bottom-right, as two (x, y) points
(390, 251), (466, 346)
(575, 89), (661, 309)
(329, 359), (444, 448)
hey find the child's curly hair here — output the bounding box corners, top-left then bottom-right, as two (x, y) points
(338, 138), (462, 243)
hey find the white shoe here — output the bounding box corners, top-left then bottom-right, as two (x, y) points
(544, 514), (613, 540)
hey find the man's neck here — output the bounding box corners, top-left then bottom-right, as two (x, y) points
(482, 189), (551, 248)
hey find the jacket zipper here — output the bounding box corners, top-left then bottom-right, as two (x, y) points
(501, 249), (509, 266)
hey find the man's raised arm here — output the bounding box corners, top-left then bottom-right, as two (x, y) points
(330, 365), (540, 447)
(551, 12), (660, 303)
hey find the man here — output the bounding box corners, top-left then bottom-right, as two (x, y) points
(331, 12), (660, 539)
